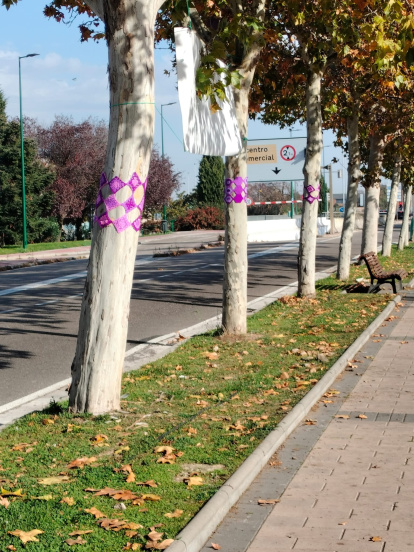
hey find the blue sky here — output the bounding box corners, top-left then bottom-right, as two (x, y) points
(1, 0), (347, 195)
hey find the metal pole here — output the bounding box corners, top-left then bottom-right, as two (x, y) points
(160, 102), (177, 233)
(19, 57), (28, 249)
(329, 164), (334, 234)
(290, 181), (294, 218)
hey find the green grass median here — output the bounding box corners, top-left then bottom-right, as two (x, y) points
(0, 241), (91, 255)
(0, 247), (412, 551)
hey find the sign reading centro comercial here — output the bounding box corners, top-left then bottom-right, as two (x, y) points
(247, 144), (277, 164)
(247, 137), (306, 182)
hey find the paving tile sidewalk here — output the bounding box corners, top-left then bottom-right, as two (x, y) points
(246, 294), (414, 552)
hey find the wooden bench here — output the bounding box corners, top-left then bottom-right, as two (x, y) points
(358, 251), (407, 293)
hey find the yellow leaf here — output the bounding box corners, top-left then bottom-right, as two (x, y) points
(31, 494), (53, 501)
(370, 536), (382, 542)
(38, 476), (71, 485)
(114, 446), (130, 455)
(8, 529), (44, 544)
(357, 414), (367, 419)
(141, 494), (161, 502)
(42, 418), (55, 425)
(1, 488), (25, 497)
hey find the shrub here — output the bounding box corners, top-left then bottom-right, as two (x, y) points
(175, 206), (224, 231)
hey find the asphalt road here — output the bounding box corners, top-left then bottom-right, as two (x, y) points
(0, 228), (386, 407)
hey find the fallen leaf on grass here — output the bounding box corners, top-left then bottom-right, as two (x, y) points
(6, 546), (16, 551)
(60, 497), (75, 506)
(123, 544), (141, 550)
(84, 507), (106, 519)
(42, 418), (55, 425)
(1, 488), (25, 497)
(0, 496), (10, 508)
(211, 544), (221, 550)
(38, 476), (71, 485)
(67, 457), (97, 469)
(184, 476), (203, 487)
(68, 530), (93, 536)
(120, 464), (136, 483)
(136, 480), (158, 488)
(66, 536), (87, 546)
(8, 529), (44, 543)
(99, 519), (143, 532)
(141, 494), (161, 501)
(115, 446), (130, 455)
(31, 494), (53, 501)
(164, 509), (183, 518)
(90, 434), (108, 444)
(258, 499), (280, 505)
(202, 351), (219, 360)
(11, 442), (37, 452)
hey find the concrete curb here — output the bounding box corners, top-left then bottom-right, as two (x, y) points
(167, 292), (403, 552)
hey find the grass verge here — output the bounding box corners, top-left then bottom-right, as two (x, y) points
(0, 248), (412, 551)
(0, 241), (91, 256)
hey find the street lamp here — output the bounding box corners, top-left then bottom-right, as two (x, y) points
(19, 53), (39, 249)
(160, 101), (177, 232)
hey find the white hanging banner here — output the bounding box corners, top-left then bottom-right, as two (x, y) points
(174, 27), (242, 157)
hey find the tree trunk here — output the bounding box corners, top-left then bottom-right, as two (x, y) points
(222, 50), (261, 334)
(382, 153), (401, 256)
(361, 133), (385, 255)
(298, 69), (323, 297)
(69, 0), (157, 414)
(398, 185), (412, 250)
(337, 111), (361, 280)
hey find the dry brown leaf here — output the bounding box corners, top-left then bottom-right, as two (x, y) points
(67, 456), (97, 469)
(258, 499), (280, 505)
(185, 476), (203, 487)
(8, 529), (44, 544)
(112, 490), (139, 501)
(211, 544), (221, 550)
(357, 414), (368, 419)
(123, 544), (141, 550)
(11, 442), (37, 452)
(126, 472), (136, 483)
(136, 480), (158, 488)
(0, 496), (10, 508)
(68, 530), (93, 536)
(92, 487), (119, 496)
(38, 476), (71, 485)
(84, 507), (106, 519)
(114, 446), (130, 455)
(164, 509), (183, 518)
(154, 446), (174, 455)
(304, 419), (317, 425)
(145, 539), (174, 550)
(202, 351), (219, 360)
(141, 494), (161, 502)
(280, 372), (290, 380)
(42, 418), (55, 425)
(147, 531), (164, 542)
(60, 497), (75, 506)
(66, 536), (87, 546)
(370, 536), (382, 542)
(335, 415), (350, 419)
(6, 546), (16, 551)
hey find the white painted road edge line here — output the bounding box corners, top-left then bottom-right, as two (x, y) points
(0, 378), (71, 415)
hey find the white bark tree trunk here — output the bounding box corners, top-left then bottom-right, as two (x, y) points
(361, 134), (385, 255)
(298, 69), (323, 297)
(222, 45), (262, 334)
(382, 153), (401, 256)
(337, 111), (361, 280)
(69, 0), (158, 414)
(398, 185), (412, 250)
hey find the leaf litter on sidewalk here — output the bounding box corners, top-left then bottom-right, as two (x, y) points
(0, 267), (402, 550)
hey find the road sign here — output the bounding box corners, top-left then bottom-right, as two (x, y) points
(246, 197), (253, 206)
(339, 207), (344, 213)
(247, 137), (306, 182)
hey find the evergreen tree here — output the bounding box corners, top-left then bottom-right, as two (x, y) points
(0, 91), (56, 245)
(196, 156), (225, 206)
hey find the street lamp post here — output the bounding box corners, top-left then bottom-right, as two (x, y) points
(160, 101), (177, 233)
(322, 164), (335, 235)
(19, 53), (39, 249)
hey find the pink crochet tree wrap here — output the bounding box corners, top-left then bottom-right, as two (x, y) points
(304, 182), (320, 204)
(224, 177), (248, 204)
(94, 172), (147, 233)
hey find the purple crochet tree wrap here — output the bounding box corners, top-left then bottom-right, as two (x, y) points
(224, 177), (248, 204)
(304, 182), (320, 204)
(94, 172), (147, 233)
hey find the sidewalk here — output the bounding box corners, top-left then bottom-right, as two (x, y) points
(232, 291), (414, 552)
(0, 245), (90, 270)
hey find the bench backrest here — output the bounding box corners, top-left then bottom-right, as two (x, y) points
(360, 251), (384, 279)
